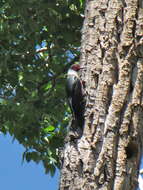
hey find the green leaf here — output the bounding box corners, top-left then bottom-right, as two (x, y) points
(49, 165), (56, 177)
(42, 82), (52, 91)
(43, 126), (55, 133)
(79, 0), (83, 7)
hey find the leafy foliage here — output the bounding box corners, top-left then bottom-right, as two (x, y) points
(0, 0), (85, 175)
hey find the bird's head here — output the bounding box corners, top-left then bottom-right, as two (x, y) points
(70, 64), (84, 72)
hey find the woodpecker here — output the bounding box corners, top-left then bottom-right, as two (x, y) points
(66, 64), (85, 128)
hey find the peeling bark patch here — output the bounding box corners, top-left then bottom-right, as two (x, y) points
(106, 85), (113, 112)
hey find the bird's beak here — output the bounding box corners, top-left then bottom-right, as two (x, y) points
(80, 66), (86, 70)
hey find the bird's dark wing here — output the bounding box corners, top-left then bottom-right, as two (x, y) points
(66, 75), (79, 115)
(66, 75), (84, 128)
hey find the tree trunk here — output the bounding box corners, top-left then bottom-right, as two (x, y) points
(59, 0), (143, 189)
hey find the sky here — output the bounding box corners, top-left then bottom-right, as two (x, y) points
(0, 134), (59, 190)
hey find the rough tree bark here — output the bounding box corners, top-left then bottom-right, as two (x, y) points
(60, 0), (143, 189)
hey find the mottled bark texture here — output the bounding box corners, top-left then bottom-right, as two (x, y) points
(60, 0), (143, 189)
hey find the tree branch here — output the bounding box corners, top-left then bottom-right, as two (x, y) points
(36, 47), (48, 53)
